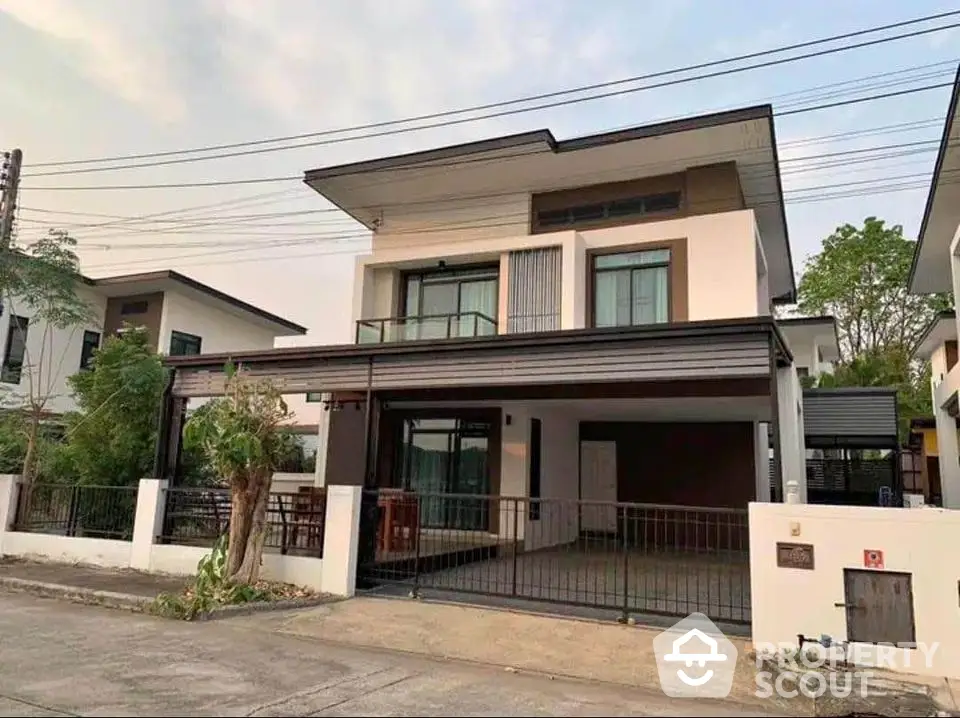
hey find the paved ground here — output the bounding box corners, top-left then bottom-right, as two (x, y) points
(0, 592), (782, 717)
(0, 558), (189, 597)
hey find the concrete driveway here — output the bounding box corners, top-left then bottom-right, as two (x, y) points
(0, 592), (780, 717)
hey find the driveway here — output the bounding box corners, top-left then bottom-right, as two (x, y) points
(0, 592), (779, 717)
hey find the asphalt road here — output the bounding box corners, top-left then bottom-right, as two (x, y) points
(0, 591), (780, 716)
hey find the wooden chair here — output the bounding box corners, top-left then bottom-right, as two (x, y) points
(377, 489), (420, 554)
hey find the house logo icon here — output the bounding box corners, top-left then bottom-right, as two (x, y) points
(653, 613), (738, 698)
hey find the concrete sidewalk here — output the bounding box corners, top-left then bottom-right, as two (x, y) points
(0, 591), (780, 716)
(0, 557), (189, 598)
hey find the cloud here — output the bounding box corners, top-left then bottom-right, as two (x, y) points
(0, 0), (187, 123)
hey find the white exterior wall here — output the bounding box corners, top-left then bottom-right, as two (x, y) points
(0, 287), (107, 415)
(526, 411), (580, 551)
(931, 344), (960, 508)
(157, 290), (280, 356)
(750, 502), (960, 680)
(355, 209), (765, 330)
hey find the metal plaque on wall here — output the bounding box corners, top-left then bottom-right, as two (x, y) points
(776, 542), (815, 570)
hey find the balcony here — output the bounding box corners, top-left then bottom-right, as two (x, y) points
(356, 312), (498, 344)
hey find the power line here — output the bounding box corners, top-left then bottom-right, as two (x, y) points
(26, 10), (960, 170)
(21, 17), (960, 179)
(20, 80), (955, 193)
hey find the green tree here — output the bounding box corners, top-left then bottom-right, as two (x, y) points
(0, 230), (96, 485)
(62, 326), (167, 487)
(796, 217), (951, 362)
(795, 218), (951, 438)
(183, 364), (294, 584)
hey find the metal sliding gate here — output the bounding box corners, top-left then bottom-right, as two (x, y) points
(356, 490), (751, 624)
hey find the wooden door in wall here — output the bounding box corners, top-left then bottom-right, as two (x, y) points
(580, 441), (618, 534)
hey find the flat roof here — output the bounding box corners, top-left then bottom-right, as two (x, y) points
(89, 270), (307, 336)
(909, 64), (960, 294)
(913, 309), (956, 360)
(776, 315), (841, 362)
(303, 105), (795, 303)
(164, 315), (791, 370)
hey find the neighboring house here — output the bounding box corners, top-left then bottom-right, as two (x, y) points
(0, 269), (306, 415)
(908, 63), (960, 509)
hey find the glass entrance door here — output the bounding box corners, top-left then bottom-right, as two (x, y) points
(399, 418), (491, 530)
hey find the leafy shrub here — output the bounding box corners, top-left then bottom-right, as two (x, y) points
(150, 535), (269, 620)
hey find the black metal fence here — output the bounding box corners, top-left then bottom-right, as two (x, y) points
(357, 490), (750, 623)
(772, 457), (899, 506)
(160, 487), (326, 557)
(12, 483), (138, 540)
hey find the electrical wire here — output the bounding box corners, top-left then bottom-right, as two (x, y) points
(25, 10), (960, 170)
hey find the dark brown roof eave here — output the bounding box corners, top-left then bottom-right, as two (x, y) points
(164, 315), (791, 370)
(908, 63), (960, 292)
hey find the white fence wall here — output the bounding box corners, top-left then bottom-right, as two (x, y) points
(750, 501), (960, 679)
(0, 476), (363, 598)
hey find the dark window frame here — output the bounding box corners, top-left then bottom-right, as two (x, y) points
(79, 330), (101, 371)
(534, 191), (681, 231)
(590, 248), (672, 328)
(529, 417), (542, 521)
(399, 263), (500, 319)
(169, 330), (202, 356)
(120, 300), (149, 316)
(1, 314), (29, 384)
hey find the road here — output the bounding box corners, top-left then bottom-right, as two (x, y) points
(0, 592), (780, 716)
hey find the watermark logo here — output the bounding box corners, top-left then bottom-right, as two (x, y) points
(653, 613), (738, 698)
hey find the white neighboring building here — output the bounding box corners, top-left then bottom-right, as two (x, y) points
(0, 269), (307, 415)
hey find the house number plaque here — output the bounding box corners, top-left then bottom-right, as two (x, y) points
(776, 542), (815, 570)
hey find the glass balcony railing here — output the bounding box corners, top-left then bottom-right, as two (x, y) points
(356, 312), (498, 344)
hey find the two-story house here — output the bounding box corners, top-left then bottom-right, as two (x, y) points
(160, 104), (899, 619)
(910, 64), (960, 509)
(0, 268), (306, 415)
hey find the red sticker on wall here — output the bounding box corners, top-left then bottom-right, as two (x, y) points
(863, 549), (884, 569)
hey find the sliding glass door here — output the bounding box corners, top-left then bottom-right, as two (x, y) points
(403, 265), (498, 340)
(398, 418), (492, 530)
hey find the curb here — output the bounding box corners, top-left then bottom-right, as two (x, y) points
(192, 595), (338, 621)
(0, 575), (150, 612)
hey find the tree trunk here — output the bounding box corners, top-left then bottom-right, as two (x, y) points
(226, 484), (254, 577)
(22, 411), (40, 486)
(232, 474), (271, 585)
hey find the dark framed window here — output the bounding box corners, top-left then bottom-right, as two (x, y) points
(120, 300), (149, 315)
(401, 264), (499, 340)
(592, 249), (670, 327)
(80, 330), (101, 370)
(796, 366), (809, 378)
(1, 315), (29, 384)
(529, 418), (542, 521)
(169, 330), (202, 356)
(535, 191), (680, 230)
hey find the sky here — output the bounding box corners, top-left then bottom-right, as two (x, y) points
(0, 0), (958, 346)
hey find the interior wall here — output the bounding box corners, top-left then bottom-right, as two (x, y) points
(579, 421), (756, 508)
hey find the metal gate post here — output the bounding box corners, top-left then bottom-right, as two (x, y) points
(620, 505), (630, 623)
(511, 498), (519, 597)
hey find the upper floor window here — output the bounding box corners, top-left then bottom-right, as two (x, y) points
(120, 300), (149, 315)
(401, 265), (498, 339)
(169, 330), (202, 356)
(536, 191), (681, 230)
(80, 330), (101, 371)
(796, 367), (809, 378)
(592, 249), (669, 328)
(1, 315), (29, 384)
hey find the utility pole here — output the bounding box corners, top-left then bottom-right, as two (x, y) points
(0, 148), (23, 249)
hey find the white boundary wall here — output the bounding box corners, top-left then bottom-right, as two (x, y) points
(0, 476), (363, 598)
(750, 501), (960, 679)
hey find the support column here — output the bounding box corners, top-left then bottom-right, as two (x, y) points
(313, 393), (331, 487)
(776, 363), (807, 504)
(560, 232), (586, 330)
(754, 422), (770, 502)
(769, 338), (783, 502)
(0, 474), (21, 532)
(321, 485), (363, 597)
(130, 478), (167, 570)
